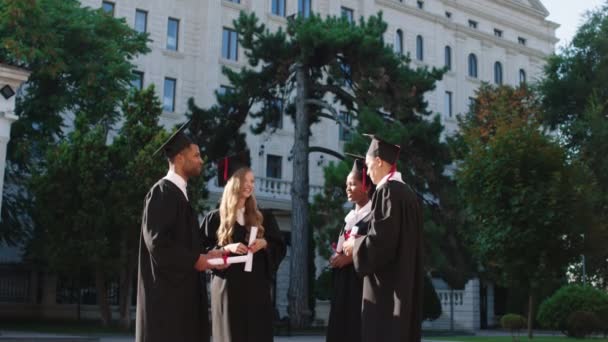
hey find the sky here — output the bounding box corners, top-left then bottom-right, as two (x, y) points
(543, 0), (606, 49)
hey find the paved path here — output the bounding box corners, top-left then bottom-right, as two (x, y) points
(0, 331), (327, 342)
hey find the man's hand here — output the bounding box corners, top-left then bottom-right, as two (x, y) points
(249, 238), (267, 253)
(223, 242), (248, 255)
(329, 253), (353, 268)
(194, 254), (210, 271)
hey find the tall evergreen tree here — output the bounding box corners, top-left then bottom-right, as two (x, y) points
(219, 11), (445, 326)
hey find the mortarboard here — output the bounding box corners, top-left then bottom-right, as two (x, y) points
(216, 150), (251, 187)
(344, 153), (371, 192)
(364, 133), (401, 165)
(154, 121), (195, 159)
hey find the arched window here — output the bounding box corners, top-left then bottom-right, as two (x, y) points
(519, 69), (527, 85)
(444, 45), (452, 70)
(468, 53), (478, 78)
(395, 29), (404, 55)
(494, 61), (503, 85)
(416, 35), (424, 61)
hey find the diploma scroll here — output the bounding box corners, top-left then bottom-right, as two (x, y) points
(207, 226), (258, 272)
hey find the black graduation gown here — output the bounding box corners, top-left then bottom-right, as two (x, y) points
(326, 213), (372, 342)
(200, 209), (286, 342)
(353, 180), (424, 342)
(136, 179), (210, 342)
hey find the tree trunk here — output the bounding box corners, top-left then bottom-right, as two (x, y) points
(118, 235), (136, 330)
(95, 269), (112, 327)
(527, 292), (535, 339)
(288, 63), (311, 328)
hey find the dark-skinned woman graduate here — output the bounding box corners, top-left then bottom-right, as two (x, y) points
(326, 154), (375, 342)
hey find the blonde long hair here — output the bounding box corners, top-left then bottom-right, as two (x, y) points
(217, 167), (265, 246)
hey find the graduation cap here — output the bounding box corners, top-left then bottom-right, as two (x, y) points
(154, 121), (195, 159)
(216, 150), (251, 187)
(364, 134), (400, 165)
(344, 153), (371, 192)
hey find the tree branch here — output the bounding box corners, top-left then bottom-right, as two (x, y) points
(309, 146), (345, 160)
(304, 98), (355, 133)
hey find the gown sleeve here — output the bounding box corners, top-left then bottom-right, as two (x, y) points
(261, 209), (287, 276)
(200, 209), (221, 252)
(142, 184), (199, 272)
(353, 184), (402, 276)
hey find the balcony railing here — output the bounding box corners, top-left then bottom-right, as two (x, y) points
(208, 177), (324, 203)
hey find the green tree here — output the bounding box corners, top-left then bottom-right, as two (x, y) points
(107, 86), (168, 329)
(222, 11), (444, 327)
(539, 3), (608, 286)
(30, 118), (115, 325)
(455, 84), (592, 338)
(0, 0), (148, 244)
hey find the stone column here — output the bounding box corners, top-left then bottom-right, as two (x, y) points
(0, 63), (31, 216)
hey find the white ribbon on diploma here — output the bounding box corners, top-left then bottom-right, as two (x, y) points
(207, 226), (258, 272)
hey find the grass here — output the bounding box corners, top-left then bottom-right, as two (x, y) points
(428, 336), (608, 342)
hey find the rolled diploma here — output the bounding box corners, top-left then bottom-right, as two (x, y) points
(207, 226), (258, 273)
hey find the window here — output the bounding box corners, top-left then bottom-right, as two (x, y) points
(225, 0), (240, 3)
(102, 1), (115, 16)
(340, 63), (352, 87)
(222, 28), (238, 61)
(518, 37), (527, 45)
(445, 91), (453, 118)
(339, 111), (352, 141)
(416, 35), (424, 61)
(417, 1), (424, 9)
(468, 97), (476, 112)
(445, 11), (452, 19)
(468, 53), (478, 78)
(135, 10), (148, 33)
(341, 7), (354, 23)
(163, 78), (176, 112)
(218, 85), (235, 96)
(269, 98), (284, 129)
(494, 61), (503, 85)
(444, 46), (452, 71)
(131, 71), (144, 90)
(394, 29), (404, 55)
(266, 155), (282, 179)
(167, 18), (179, 51)
(494, 29), (503, 38)
(271, 0), (286, 17)
(468, 20), (478, 29)
(519, 69), (527, 85)
(298, 0), (312, 18)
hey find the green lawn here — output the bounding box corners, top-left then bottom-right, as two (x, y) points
(428, 336), (608, 342)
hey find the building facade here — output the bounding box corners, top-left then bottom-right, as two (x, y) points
(0, 0), (557, 330)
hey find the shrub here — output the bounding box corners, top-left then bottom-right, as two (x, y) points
(537, 284), (608, 335)
(501, 313), (527, 342)
(566, 311), (600, 338)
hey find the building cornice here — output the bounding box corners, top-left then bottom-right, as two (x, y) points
(440, 0), (559, 45)
(0, 63), (31, 85)
(376, 0), (554, 59)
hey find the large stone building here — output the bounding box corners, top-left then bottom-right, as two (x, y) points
(1, 0), (558, 330)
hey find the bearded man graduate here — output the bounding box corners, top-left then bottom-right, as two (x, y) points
(343, 134), (424, 342)
(136, 122), (225, 342)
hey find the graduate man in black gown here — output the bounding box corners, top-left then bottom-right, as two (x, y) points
(136, 123), (224, 342)
(343, 134), (424, 342)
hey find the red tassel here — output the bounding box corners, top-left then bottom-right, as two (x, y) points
(223, 157), (229, 181)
